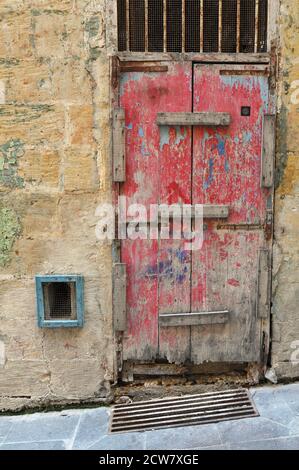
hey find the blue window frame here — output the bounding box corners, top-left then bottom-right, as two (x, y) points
(35, 275), (84, 328)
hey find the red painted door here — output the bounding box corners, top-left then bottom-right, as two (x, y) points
(119, 62), (270, 365)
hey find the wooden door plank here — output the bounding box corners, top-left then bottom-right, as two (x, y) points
(120, 62), (192, 362)
(158, 62), (193, 364)
(191, 64), (269, 363)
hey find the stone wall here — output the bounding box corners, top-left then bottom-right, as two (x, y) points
(272, 0), (299, 380)
(0, 0), (114, 411)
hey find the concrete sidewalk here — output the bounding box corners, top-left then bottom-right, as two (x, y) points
(0, 383), (299, 450)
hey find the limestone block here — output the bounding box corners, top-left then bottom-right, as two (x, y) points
(49, 359), (109, 399)
(21, 194), (62, 239)
(63, 147), (99, 191)
(33, 12), (83, 59)
(0, 104), (65, 146)
(68, 105), (94, 145)
(0, 59), (52, 104)
(0, 13), (34, 59)
(0, 360), (50, 396)
(51, 58), (92, 104)
(18, 149), (61, 188)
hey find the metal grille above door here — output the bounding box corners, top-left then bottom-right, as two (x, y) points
(117, 0), (268, 53)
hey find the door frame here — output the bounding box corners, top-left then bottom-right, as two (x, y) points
(108, 0), (279, 381)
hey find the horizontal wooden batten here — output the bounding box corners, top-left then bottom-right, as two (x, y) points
(159, 310), (230, 327)
(121, 205), (230, 227)
(157, 112), (231, 127)
(202, 205), (229, 219)
(159, 204), (230, 220)
(116, 53), (270, 64)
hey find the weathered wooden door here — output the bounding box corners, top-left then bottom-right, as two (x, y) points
(118, 61), (272, 367)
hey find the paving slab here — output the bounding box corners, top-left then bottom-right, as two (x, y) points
(229, 436), (299, 450)
(217, 416), (290, 445)
(4, 412), (79, 444)
(87, 432), (146, 450)
(144, 423), (222, 450)
(0, 440), (66, 450)
(250, 389), (295, 426)
(0, 417), (14, 444)
(72, 408), (110, 450)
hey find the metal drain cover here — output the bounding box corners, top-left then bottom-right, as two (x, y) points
(110, 388), (258, 433)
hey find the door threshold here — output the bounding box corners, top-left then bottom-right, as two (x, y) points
(122, 361), (250, 383)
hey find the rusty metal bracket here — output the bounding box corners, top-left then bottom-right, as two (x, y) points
(119, 61), (168, 73)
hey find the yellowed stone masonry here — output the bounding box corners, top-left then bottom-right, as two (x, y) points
(0, 0), (114, 410)
(272, 0), (299, 379)
(0, 0), (299, 411)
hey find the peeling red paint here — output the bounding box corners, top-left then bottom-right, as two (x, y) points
(119, 63), (270, 364)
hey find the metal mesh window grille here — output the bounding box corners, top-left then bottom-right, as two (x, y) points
(117, 0), (268, 53)
(43, 282), (76, 320)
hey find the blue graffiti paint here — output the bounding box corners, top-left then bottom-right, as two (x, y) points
(174, 248), (189, 264)
(141, 142), (150, 157)
(217, 139), (225, 156)
(216, 135), (230, 173)
(242, 131), (252, 143)
(177, 273), (185, 284)
(204, 158), (214, 189)
(159, 126), (170, 150)
(259, 77), (269, 109)
(138, 127), (150, 157)
(120, 72), (141, 96)
(174, 126), (187, 145)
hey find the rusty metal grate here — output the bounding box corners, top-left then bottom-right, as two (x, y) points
(222, 0), (238, 52)
(110, 388), (258, 433)
(185, 0), (201, 52)
(240, 0), (255, 53)
(167, 0), (182, 52)
(148, 0), (164, 51)
(117, 0), (268, 53)
(203, 0), (219, 53)
(257, 0), (268, 53)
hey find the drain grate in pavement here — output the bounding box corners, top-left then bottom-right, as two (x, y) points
(110, 388), (258, 433)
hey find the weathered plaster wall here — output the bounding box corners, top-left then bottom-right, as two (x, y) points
(0, 0), (114, 410)
(272, 0), (299, 379)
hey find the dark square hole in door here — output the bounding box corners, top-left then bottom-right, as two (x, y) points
(241, 106), (251, 116)
(43, 282), (76, 320)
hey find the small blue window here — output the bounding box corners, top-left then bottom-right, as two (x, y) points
(35, 275), (84, 328)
